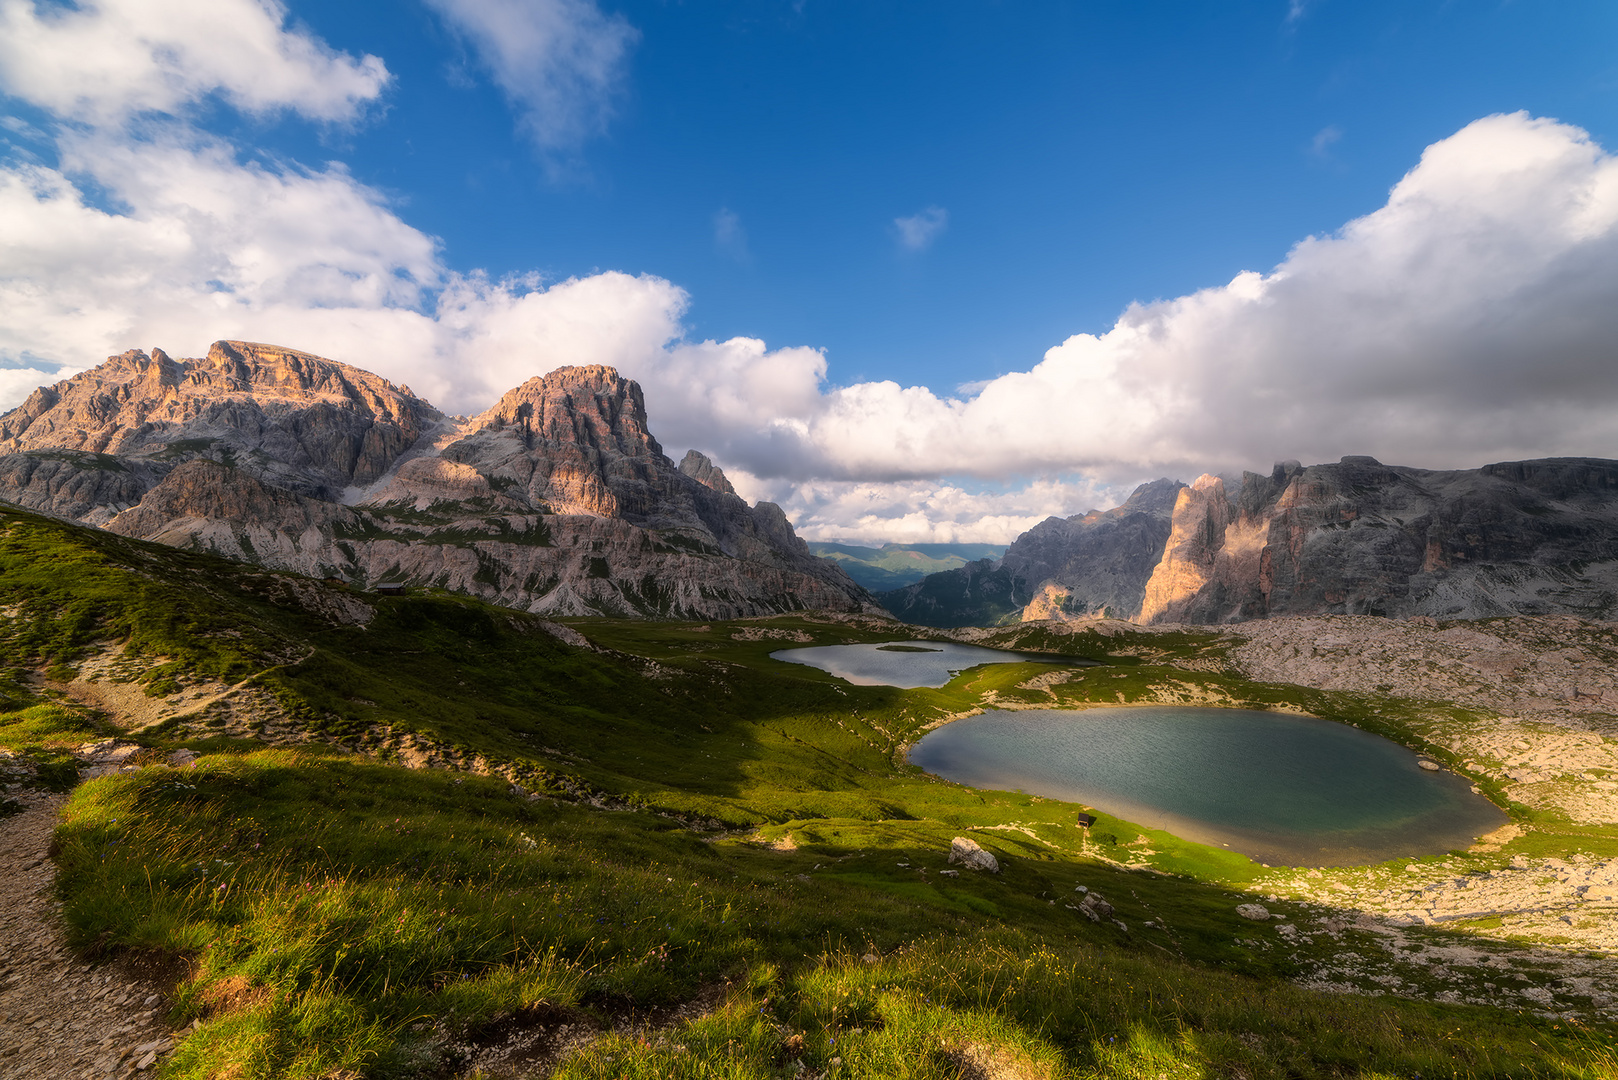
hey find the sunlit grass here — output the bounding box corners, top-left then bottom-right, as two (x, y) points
(56, 752), (1618, 1079)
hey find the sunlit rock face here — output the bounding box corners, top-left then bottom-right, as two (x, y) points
(1140, 456), (1618, 624)
(0, 342), (871, 619)
(886, 457), (1618, 627)
(0, 341), (438, 498)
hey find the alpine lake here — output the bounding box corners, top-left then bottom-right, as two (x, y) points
(773, 641), (1507, 867)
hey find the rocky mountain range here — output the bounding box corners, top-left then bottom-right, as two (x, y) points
(0, 341), (871, 618)
(882, 457), (1618, 627)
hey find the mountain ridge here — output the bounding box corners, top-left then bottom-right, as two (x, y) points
(883, 457), (1618, 627)
(0, 341), (873, 619)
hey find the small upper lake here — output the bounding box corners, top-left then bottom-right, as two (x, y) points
(770, 641), (1078, 689)
(909, 706), (1507, 866)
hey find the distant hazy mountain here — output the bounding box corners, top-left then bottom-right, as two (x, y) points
(808, 541), (1007, 592)
(0, 340), (873, 619)
(876, 481), (1182, 626)
(881, 458), (1618, 627)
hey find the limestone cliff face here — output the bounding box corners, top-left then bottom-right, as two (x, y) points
(1139, 456), (1618, 624)
(0, 344), (870, 619)
(0, 341), (438, 498)
(892, 455), (1618, 628)
(1136, 474), (1269, 624)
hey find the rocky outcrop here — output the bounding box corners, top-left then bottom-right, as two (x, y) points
(679, 449), (737, 496)
(1143, 456), (1618, 624)
(0, 343), (871, 619)
(947, 836), (999, 873)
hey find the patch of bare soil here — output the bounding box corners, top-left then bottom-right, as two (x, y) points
(940, 1041), (1050, 1080)
(443, 982), (729, 1078)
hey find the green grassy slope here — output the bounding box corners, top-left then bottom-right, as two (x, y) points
(0, 508), (1610, 1078)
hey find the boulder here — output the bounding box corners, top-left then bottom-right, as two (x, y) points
(947, 836), (1000, 873)
(1236, 903), (1271, 921)
(1076, 892), (1115, 922)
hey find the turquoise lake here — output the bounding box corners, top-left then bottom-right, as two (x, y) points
(770, 640), (1078, 689)
(908, 706), (1507, 866)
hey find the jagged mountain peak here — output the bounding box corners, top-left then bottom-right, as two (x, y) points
(0, 341), (871, 619)
(888, 453), (1618, 628)
(0, 340), (440, 498)
(471, 364), (664, 465)
(679, 449), (737, 496)
(200, 340), (423, 403)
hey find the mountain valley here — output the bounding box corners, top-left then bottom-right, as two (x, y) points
(1, 345), (1617, 1079)
(806, 541), (1008, 592)
(0, 507), (1615, 1077)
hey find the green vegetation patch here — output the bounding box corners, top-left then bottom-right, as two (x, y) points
(58, 752), (1616, 1080)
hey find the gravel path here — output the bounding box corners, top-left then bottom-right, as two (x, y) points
(0, 790), (179, 1080)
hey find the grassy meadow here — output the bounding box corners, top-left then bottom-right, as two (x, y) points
(0, 508), (1614, 1077)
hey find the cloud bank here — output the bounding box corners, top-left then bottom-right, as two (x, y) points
(4, 1), (1618, 541)
(716, 112), (1618, 496)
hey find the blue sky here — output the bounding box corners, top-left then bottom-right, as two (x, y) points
(272, 0), (1618, 389)
(3, 1), (1618, 541)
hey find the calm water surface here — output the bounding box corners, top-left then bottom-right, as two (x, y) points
(909, 706), (1506, 866)
(770, 641), (1074, 688)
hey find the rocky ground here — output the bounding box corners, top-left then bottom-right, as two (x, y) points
(1228, 614), (1618, 735)
(0, 746), (187, 1080)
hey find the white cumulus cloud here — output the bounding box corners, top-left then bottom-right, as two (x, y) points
(728, 473), (1126, 546)
(423, 0), (637, 153)
(680, 113), (1618, 490)
(0, 0), (388, 123)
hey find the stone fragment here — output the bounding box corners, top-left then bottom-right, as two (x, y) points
(1236, 903), (1271, 921)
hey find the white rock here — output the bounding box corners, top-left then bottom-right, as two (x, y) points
(1236, 903), (1271, 921)
(947, 836), (999, 873)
